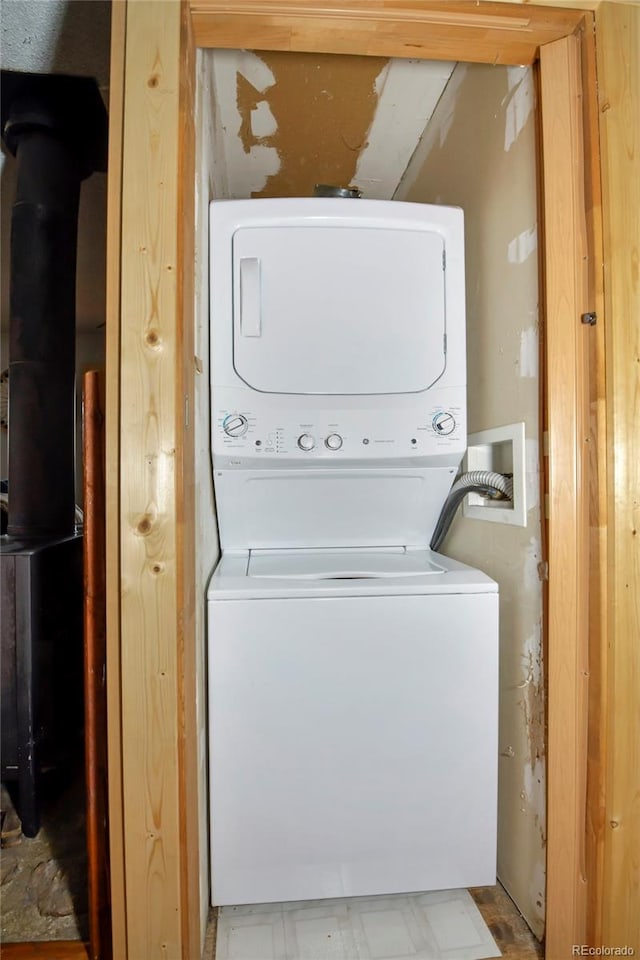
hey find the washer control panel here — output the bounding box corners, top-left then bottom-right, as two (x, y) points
(213, 391), (465, 462)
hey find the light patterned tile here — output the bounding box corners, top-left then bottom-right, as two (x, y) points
(416, 890), (501, 959)
(216, 909), (287, 960)
(216, 889), (501, 960)
(227, 924), (277, 960)
(359, 907), (420, 958)
(425, 899), (487, 950)
(284, 901), (359, 959)
(291, 915), (357, 959)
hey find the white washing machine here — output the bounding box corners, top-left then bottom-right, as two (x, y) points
(207, 198), (498, 907)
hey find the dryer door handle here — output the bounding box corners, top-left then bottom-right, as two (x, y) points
(240, 257), (261, 337)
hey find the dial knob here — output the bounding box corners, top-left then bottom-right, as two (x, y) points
(223, 414), (248, 437)
(432, 412), (456, 436)
(297, 433), (315, 451)
(325, 433), (343, 450)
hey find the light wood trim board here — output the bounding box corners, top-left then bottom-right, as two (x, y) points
(539, 33), (591, 958)
(597, 2), (640, 951)
(104, 1), (128, 956)
(189, 0), (585, 64)
(117, 1), (185, 955)
(579, 8), (608, 949)
(176, 4), (202, 958)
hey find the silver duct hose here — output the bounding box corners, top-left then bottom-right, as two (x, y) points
(430, 471), (514, 552)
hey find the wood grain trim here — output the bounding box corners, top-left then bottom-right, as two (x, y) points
(0, 944), (90, 959)
(539, 33), (590, 958)
(118, 1), (185, 955)
(83, 371), (110, 960)
(194, 1), (532, 27)
(190, 0), (586, 64)
(597, 2), (640, 951)
(578, 9), (608, 950)
(105, 0), (128, 956)
(176, 5), (202, 959)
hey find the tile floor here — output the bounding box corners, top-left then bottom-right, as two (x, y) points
(215, 888), (501, 960)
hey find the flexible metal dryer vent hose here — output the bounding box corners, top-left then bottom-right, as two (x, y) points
(430, 471), (514, 552)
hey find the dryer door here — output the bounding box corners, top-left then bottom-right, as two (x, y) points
(232, 224), (446, 395)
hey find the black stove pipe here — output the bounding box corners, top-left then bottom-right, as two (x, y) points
(6, 115), (80, 538)
(1, 75), (107, 539)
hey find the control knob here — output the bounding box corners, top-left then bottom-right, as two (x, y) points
(325, 434), (343, 450)
(223, 414), (248, 437)
(297, 434), (315, 451)
(432, 412), (456, 436)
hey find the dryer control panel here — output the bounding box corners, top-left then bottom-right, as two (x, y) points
(212, 386), (466, 466)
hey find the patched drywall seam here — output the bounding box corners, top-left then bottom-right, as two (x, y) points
(524, 536), (543, 593)
(211, 50), (281, 197)
(520, 627), (546, 769)
(520, 538), (546, 933)
(504, 66), (535, 152)
(508, 225), (537, 264)
(519, 326), (539, 379)
(250, 100), (277, 139)
(526, 436), (541, 512)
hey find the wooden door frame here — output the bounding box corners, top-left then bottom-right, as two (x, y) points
(107, 3), (609, 959)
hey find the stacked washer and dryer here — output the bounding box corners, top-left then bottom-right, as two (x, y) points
(207, 198), (498, 907)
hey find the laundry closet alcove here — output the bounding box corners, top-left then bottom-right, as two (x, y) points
(104, 4), (639, 960)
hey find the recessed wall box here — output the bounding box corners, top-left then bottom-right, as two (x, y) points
(463, 422), (527, 526)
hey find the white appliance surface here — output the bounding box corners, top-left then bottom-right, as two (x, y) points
(210, 198), (468, 552)
(213, 467), (461, 552)
(210, 198), (465, 398)
(208, 583), (498, 906)
(207, 197), (498, 910)
(248, 546), (446, 579)
(232, 224), (446, 395)
(208, 548), (497, 600)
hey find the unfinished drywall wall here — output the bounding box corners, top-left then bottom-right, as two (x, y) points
(247, 50), (385, 197)
(397, 62), (545, 937)
(206, 49), (454, 200)
(194, 48), (221, 940)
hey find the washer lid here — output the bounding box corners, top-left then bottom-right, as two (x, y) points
(247, 547), (446, 580)
(232, 224), (446, 395)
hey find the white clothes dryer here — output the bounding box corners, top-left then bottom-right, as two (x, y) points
(208, 548), (498, 906)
